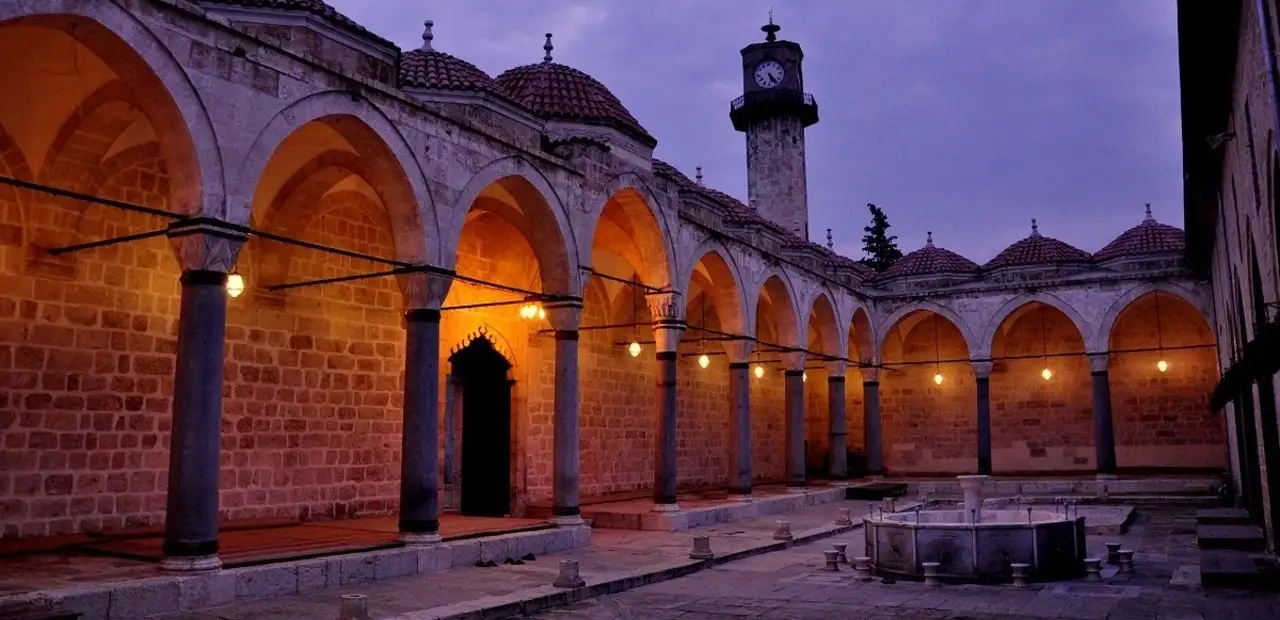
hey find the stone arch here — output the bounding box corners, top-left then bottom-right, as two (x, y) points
(681, 239), (749, 337)
(233, 92), (436, 264)
(877, 300), (979, 357)
(1093, 282), (1213, 353)
(804, 290), (841, 357)
(449, 325), (516, 366)
(586, 172), (675, 290)
(753, 269), (801, 349)
(0, 4), (223, 217)
(449, 156), (578, 296)
(848, 306), (876, 365)
(979, 292), (1090, 360)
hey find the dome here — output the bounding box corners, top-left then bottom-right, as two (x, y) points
(496, 35), (655, 146)
(1094, 204), (1185, 262)
(400, 49), (509, 98)
(879, 233), (980, 280)
(984, 219), (1092, 269)
(196, 0), (393, 47)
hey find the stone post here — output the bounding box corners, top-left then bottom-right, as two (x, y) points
(725, 341), (754, 500)
(783, 352), (807, 489)
(861, 367), (883, 476)
(973, 361), (994, 476)
(826, 361), (848, 481)
(1088, 353), (1118, 478)
(161, 220), (245, 572)
(545, 302), (584, 524)
(396, 271), (451, 545)
(649, 293), (684, 511)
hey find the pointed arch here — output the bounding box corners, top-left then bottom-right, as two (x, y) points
(877, 300), (978, 356)
(848, 306), (876, 365)
(448, 324), (516, 366)
(1093, 282), (1213, 353)
(753, 269), (801, 349)
(586, 172), (675, 290)
(804, 290), (841, 356)
(681, 238), (748, 336)
(978, 292), (1090, 359)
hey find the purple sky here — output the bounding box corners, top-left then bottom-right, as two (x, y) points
(327, 0), (1182, 264)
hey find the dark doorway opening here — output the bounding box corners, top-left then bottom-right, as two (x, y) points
(450, 336), (513, 517)
(1235, 282), (1266, 524)
(1250, 251), (1280, 545)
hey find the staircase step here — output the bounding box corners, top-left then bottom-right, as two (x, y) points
(1197, 507), (1253, 526)
(1200, 550), (1278, 591)
(1197, 524), (1267, 551)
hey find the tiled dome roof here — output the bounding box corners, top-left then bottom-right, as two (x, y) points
(1094, 204), (1186, 261)
(496, 35), (655, 146)
(400, 50), (505, 96)
(197, 0), (393, 48)
(984, 219), (1092, 269)
(879, 233), (980, 280)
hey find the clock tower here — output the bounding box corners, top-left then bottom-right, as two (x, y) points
(730, 19), (819, 239)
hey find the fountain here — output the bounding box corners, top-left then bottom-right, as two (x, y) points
(863, 475), (1086, 584)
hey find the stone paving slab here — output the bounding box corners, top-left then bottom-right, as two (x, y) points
(583, 485), (847, 531)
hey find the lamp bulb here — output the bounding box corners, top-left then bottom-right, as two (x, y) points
(698, 354), (710, 369)
(1157, 359), (1168, 373)
(628, 341), (642, 358)
(226, 272), (245, 298)
(1041, 367), (1053, 381)
(933, 373), (943, 385)
(754, 364), (765, 379)
(802, 371), (808, 383)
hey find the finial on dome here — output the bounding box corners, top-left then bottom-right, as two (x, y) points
(926, 231), (934, 247)
(826, 228), (834, 250)
(1030, 218), (1040, 237)
(695, 166), (703, 185)
(762, 8), (781, 42)
(543, 33), (554, 63)
(1143, 202), (1154, 222)
(421, 20), (434, 52)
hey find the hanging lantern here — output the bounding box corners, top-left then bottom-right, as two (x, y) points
(698, 353), (711, 369)
(933, 373), (944, 385)
(520, 301), (544, 320)
(802, 371), (808, 383)
(753, 364), (765, 379)
(1041, 367), (1053, 381)
(537, 305), (546, 320)
(628, 341), (642, 358)
(1157, 359), (1169, 373)
(226, 272), (245, 298)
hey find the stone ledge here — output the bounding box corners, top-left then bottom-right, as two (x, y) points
(0, 526), (591, 620)
(584, 486), (849, 532)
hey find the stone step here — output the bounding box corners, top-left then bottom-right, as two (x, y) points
(844, 482), (908, 500)
(1197, 524), (1267, 552)
(1199, 550), (1280, 591)
(1197, 507), (1254, 526)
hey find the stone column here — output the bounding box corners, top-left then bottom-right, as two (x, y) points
(826, 361), (848, 481)
(973, 361), (993, 475)
(783, 352), (807, 489)
(862, 368), (883, 476)
(1089, 353), (1118, 478)
(726, 341), (754, 500)
(162, 220), (245, 572)
(396, 271), (451, 545)
(649, 293), (684, 511)
(546, 302), (584, 524)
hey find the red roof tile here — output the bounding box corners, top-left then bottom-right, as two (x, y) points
(399, 49), (514, 99)
(496, 61), (655, 146)
(1094, 207), (1185, 261)
(984, 219), (1092, 269)
(878, 234), (980, 280)
(198, 0), (394, 48)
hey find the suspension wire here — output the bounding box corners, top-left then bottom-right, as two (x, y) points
(48, 228), (171, 255)
(581, 266), (668, 294)
(880, 343), (1217, 369)
(0, 175), (187, 221)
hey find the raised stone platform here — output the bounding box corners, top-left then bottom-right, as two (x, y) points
(582, 486), (848, 532)
(1196, 507), (1253, 526)
(907, 476), (1221, 499)
(1197, 524), (1267, 552)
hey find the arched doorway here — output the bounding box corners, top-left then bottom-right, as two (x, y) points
(451, 335), (514, 517)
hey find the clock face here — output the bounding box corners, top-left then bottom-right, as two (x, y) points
(753, 60), (785, 89)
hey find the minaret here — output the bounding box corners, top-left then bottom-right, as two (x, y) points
(730, 16), (819, 239)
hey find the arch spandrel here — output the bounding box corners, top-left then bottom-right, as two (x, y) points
(876, 300), (979, 358)
(1093, 282), (1214, 353)
(978, 291), (1091, 360)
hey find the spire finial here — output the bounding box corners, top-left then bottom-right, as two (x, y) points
(926, 231), (934, 247)
(695, 166), (703, 185)
(1030, 218), (1040, 237)
(543, 33), (554, 63)
(762, 9), (781, 42)
(1143, 202), (1154, 222)
(421, 20), (434, 52)
(826, 228), (834, 250)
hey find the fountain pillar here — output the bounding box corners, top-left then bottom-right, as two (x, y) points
(956, 474), (989, 524)
(972, 362), (993, 475)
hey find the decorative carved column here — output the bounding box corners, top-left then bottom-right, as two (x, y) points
(861, 367), (883, 476)
(1089, 353), (1118, 478)
(973, 361), (994, 475)
(725, 341), (754, 500)
(545, 301), (584, 524)
(826, 361), (848, 481)
(649, 293), (684, 511)
(162, 219), (245, 572)
(782, 351), (807, 489)
(396, 271), (452, 545)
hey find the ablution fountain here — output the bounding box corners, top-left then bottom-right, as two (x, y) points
(863, 475), (1087, 583)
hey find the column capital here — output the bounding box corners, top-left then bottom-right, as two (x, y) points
(645, 291), (683, 323)
(1087, 353), (1108, 373)
(397, 270), (453, 310)
(780, 351), (806, 371)
(544, 300), (583, 332)
(825, 360), (848, 377)
(167, 218), (246, 274)
(860, 366), (881, 383)
(972, 361), (994, 379)
(722, 340), (754, 363)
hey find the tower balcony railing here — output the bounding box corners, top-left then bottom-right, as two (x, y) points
(730, 90), (819, 130)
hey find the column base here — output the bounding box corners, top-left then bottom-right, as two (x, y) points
(398, 532), (443, 546)
(551, 514), (585, 526)
(651, 502), (681, 513)
(727, 493), (753, 504)
(1095, 473), (1118, 480)
(160, 554), (222, 573)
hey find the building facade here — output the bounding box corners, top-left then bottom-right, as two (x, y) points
(1180, 0), (1280, 552)
(0, 0), (1223, 570)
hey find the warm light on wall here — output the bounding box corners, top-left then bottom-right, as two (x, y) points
(226, 272), (245, 298)
(754, 364), (765, 379)
(628, 341), (642, 358)
(1041, 367), (1053, 381)
(933, 373), (944, 385)
(1157, 359), (1169, 373)
(802, 371), (807, 383)
(698, 354), (710, 369)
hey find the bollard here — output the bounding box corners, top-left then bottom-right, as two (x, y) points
(553, 559), (586, 588)
(1104, 542), (1122, 565)
(833, 542), (848, 564)
(1083, 558), (1102, 582)
(822, 550), (840, 571)
(337, 594), (370, 620)
(773, 519), (793, 541)
(835, 507), (852, 526)
(1010, 563), (1030, 588)
(922, 561), (941, 587)
(690, 536), (714, 560)
(852, 556), (873, 582)
(1117, 549), (1135, 575)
